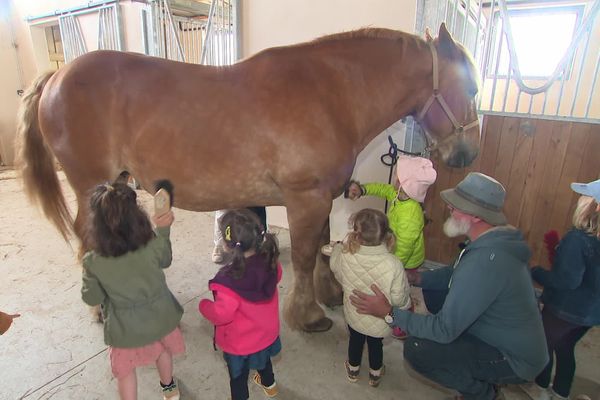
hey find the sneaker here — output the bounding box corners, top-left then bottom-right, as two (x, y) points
(211, 245), (224, 263)
(252, 373), (278, 397)
(392, 326), (408, 340)
(519, 383), (550, 400)
(368, 365), (385, 387)
(344, 360), (360, 383)
(161, 378), (180, 400)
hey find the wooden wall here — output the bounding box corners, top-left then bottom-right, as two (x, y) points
(424, 115), (600, 266)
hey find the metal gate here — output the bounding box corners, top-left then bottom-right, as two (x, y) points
(58, 1), (123, 63)
(146, 0), (239, 66)
(407, 0), (600, 154)
(414, 0), (600, 265)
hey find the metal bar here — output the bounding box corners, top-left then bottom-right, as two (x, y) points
(164, 0), (183, 61)
(461, 0), (471, 44)
(98, 8), (105, 49)
(555, 60), (568, 116)
(569, 28), (591, 117)
(527, 92), (533, 114)
(228, 0), (232, 64)
(451, 0), (459, 34)
(436, 0), (444, 27)
(114, 2), (124, 50)
(541, 89), (548, 115)
(473, 0), (483, 59)
(502, 56), (511, 112)
(488, 14), (503, 111)
(201, 0), (217, 64)
(478, 0), (495, 110)
(515, 89), (522, 112)
(233, 0), (241, 60)
(584, 50), (600, 118)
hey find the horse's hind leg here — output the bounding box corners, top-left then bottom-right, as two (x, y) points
(314, 218), (343, 307)
(283, 190), (334, 332)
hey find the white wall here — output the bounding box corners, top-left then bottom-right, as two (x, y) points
(241, 0), (418, 238)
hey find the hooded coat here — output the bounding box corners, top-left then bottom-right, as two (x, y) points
(199, 254), (282, 355)
(394, 227), (548, 381)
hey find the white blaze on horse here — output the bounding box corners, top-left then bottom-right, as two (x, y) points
(16, 23), (480, 332)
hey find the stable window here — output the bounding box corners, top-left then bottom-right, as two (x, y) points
(488, 5), (583, 79)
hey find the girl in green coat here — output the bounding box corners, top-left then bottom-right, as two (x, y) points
(81, 183), (184, 400)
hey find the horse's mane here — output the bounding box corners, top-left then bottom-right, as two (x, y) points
(312, 27), (410, 43)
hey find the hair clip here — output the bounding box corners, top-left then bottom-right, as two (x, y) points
(235, 242), (242, 247)
(104, 184), (114, 192)
(225, 226), (231, 241)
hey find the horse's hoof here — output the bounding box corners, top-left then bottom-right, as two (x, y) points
(303, 317), (333, 333)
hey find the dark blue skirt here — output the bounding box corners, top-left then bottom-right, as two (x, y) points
(223, 337), (282, 379)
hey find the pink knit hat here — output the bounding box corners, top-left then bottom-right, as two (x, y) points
(396, 155), (437, 203)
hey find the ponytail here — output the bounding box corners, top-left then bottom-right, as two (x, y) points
(259, 232), (280, 272)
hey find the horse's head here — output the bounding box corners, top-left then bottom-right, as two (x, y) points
(417, 23), (480, 168)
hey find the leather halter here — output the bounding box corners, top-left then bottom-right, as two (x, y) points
(416, 43), (479, 155)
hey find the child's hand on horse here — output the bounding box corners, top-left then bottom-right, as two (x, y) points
(346, 181), (363, 200)
(153, 210), (174, 228)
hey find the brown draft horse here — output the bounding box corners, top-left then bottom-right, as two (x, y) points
(16, 23), (480, 332)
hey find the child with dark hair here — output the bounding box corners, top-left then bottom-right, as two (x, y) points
(199, 209), (282, 400)
(81, 183), (184, 400)
(328, 208), (411, 387)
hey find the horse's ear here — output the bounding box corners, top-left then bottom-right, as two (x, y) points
(425, 27), (433, 42)
(437, 22), (460, 59)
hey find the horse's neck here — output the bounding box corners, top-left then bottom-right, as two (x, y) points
(322, 36), (431, 151)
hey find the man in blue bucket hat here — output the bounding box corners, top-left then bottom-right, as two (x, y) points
(350, 172), (548, 400)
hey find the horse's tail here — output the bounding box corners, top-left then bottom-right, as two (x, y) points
(16, 71), (73, 241)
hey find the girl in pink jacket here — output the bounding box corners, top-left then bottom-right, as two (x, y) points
(199, 209), (282, 400)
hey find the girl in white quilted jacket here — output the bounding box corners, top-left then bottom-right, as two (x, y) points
(327, 208), (411, 387)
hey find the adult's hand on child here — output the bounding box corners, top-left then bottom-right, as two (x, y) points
(153, 210), (174, 228)
(349, 285), (391, 318)
(0, 311), (21, 335)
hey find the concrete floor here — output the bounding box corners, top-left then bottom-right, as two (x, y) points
(1, 169), (599, 400)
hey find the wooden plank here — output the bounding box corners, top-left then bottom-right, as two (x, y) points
(504, 118), (536, 226)
(549, 123), (591, 236)
(478, 115), (503, 176)
(575, 123), (600, 184)
(528, 121), (573, 265)
(517, 119), (554, 242)
(425, 153), (454, 263)
(493, 116), (520, 188)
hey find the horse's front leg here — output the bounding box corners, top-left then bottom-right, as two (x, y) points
(283, 190), (334, 332)
(314, 218), (343, 307)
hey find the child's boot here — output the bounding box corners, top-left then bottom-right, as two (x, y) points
(344, 360), (360, 382)
(368, 365), (385, 387)
(161, 378), (180, 400)
(252, 373), (278, 397)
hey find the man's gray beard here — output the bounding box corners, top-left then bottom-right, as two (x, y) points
(443, 215), (471, 238)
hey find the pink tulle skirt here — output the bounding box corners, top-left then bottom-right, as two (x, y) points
(109, 327), (185, 379)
